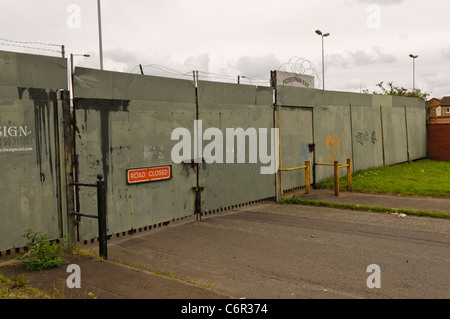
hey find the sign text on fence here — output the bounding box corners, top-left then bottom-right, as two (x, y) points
(127, 165), (172, 184)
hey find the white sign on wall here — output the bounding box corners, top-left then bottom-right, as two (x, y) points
(274, 71), (315, 89)
(0, 124), (33, 154)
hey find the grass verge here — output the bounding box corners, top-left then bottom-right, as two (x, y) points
(280, 197), (450, 219)
(0, 271), (51, 299)
(316, 159), (450, 198)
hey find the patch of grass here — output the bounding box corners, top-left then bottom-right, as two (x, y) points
(0, 271), (51, 299)
(280, 197), (450, 219)
(71, 246), (105, 261)
(316, 159), (450, 198)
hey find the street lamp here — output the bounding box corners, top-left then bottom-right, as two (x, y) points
(70, 54), (90, 75)
(241, 76), (252, 84)
(70, 53), (90, 102)
(237, 75), (252, 84)
(97, 0), (104, 70)
(316, 30), (330, 90)
(409, 54), (418, 91)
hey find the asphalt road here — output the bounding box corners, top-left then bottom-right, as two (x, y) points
(106, 202), (450, 299)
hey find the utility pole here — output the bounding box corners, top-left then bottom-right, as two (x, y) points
(97, 0), (104, 70)
(409, 54), (418, 91)
(315, 30), (330, 90)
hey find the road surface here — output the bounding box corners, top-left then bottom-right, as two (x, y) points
(107, 202), (450, 299)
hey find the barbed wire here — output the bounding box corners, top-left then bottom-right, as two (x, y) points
(0, 37), (62, 47)
(130, 57), (321, 88)
(277, 56), (321, 89)
(0, 36), (64, 55)
(0, 42), (63, 54)
(139, 64), (193, 77)
(131, 64), (270, 86)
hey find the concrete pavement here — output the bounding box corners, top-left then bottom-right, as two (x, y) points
(1, 189), (449, 302)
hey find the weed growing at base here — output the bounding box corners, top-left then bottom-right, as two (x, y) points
(317, 159), (450, 198)
(18, 229), (70, 271)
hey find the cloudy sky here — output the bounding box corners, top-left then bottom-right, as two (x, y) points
(1, 0), (449, 98)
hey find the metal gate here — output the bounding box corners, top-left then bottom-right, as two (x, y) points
(278, 106), (315, 192)
(72, 67), (197, 242)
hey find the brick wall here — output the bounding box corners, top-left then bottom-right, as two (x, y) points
(427, 118), (450, 162)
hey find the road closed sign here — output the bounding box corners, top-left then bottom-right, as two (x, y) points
(127, 165), (172, 184)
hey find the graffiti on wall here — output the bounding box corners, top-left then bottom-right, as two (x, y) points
(325, 135), (341, 162)
(356, 130), (377, 146)
(299, 142), (309, 160)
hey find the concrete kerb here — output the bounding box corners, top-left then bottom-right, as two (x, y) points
(281, 188), (450, 219)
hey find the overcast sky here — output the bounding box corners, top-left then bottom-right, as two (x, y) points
(1, 0), (449, 98)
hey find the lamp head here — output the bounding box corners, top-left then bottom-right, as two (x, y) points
(315, 30), (322, 36)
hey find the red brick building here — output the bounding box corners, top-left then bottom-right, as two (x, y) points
(441, 97), (450, 116)
(427, 117), (450, 161)
(427, 97), (442, 117)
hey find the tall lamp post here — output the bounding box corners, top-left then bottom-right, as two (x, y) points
(97, 0), (104, 70)
(316, 30), (330, 90)
(409, 54), (418, 91)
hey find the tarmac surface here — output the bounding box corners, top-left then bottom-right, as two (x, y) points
(1, 189), (449, 304)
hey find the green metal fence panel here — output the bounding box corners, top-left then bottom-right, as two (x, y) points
(73, 68), (197, 241)
(350, 104), (384, 172)
(313, 104), (353, 183)
(380, 105), (408, 166)
(0, 50), (67, 251)
(405, 106), (427, 160)
(279, 106), (313, 191)
(197, 81), (276, 212)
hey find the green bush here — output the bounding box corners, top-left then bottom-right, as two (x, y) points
(19, 229), (68, 271)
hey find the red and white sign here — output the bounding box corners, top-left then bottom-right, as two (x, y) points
(127, 165), (172, 184)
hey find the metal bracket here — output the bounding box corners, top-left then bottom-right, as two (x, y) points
(192, 185), (205, 221)
(183, 158), (204, 170)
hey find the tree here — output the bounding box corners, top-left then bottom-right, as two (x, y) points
(370, 81), (430, 100)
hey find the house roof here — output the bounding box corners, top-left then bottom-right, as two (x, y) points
(428, 117), (450, 124)
(441, 96), (450, 106)
(427, 97), (442, 107)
